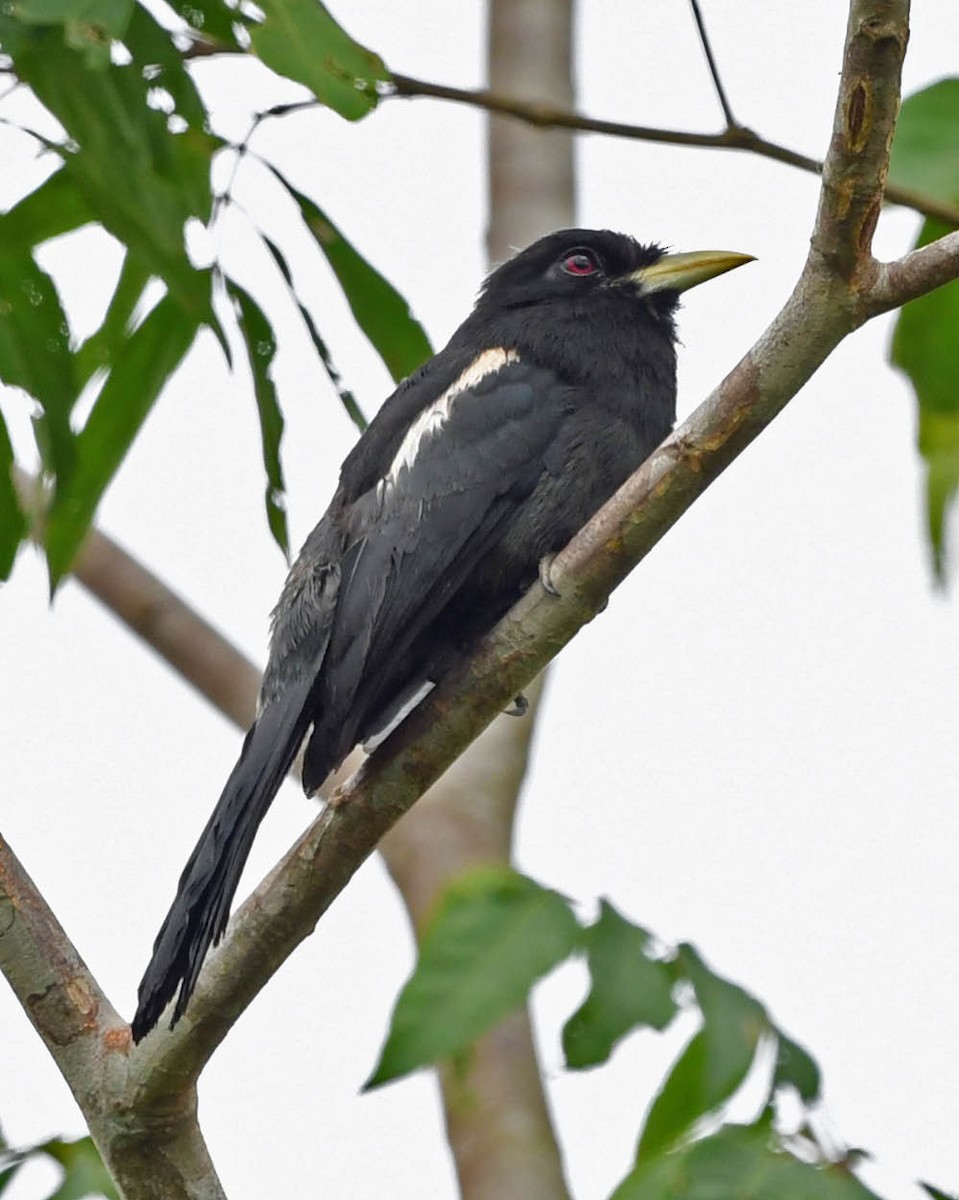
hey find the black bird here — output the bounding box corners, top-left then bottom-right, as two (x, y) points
(131, 229), (751, 1041)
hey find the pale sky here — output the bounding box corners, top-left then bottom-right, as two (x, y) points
(3, 4), (958, 1199)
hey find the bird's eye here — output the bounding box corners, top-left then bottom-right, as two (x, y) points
(560, 250), (600, 277)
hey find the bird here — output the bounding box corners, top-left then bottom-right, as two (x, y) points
(131, 228), (752, 1041)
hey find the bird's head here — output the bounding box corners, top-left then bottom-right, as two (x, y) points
(477, 228), (753, 321)
(451, 228), (753, 394)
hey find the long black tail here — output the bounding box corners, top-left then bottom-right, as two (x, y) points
(131, 680), (314, 1042)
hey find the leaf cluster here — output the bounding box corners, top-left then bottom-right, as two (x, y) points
(0, 0), (430, 585)
(368, 866), (955, 1200)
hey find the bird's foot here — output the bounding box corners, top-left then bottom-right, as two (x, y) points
(503, 693), (529, 717)
(538, 554), (560, 596)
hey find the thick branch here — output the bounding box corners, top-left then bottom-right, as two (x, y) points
(812, 3), (908, 277)
(0, 834), (225, 1200)
(0, 833), (118, 1094)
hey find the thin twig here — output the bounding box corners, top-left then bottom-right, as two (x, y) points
(387, 72), (959, 228)
(689, 0), (739, 129)
(171, 41), (959, 229)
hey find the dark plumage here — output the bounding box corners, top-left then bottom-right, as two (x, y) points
(131, 229), (751, 1041)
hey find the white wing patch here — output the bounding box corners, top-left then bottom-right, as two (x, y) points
(361, 680), (436, 752)
(378, 347), (520, 499)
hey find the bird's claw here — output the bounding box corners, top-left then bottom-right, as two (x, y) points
(538, 554), (560, 596)
(503, 693), (529, 717)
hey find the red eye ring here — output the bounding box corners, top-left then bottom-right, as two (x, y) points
(561, 251), (599, 277)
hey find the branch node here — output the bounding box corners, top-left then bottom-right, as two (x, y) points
(845, 80), (872, 153)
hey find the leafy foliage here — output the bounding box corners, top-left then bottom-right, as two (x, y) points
(0, 0), (428, 585)
(369, 868), (909, 1200)
(889, 78), (959, 579)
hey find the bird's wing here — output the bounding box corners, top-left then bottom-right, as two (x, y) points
(131, 354), (571, 1038)
(301, 351), (572, 789)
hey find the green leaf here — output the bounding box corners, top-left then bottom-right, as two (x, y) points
(773, 1032), (821, 1103)
(269, 166), (432, 382)
(11, 0), (134, 39)
(74, 251), (152, 387)
(174, 0), (246, 48)
(0, 167), (94, 248)
(612, 1125), (882, 1200)
(0, 172), (91, 477)
(9, 27), (218, 321)
(921, 1183), (959, 1200)
(10, 0), (134, 65)
(227, 280), (290, 558)
(45, 292), (198, 586)
(0, 1157), (26, 1196)
(890, 218), (959, 579)
(260, 232), (367, 431)
(367, 868), (581, 1089)
(887, 81), (959, 578)
(889, 79), (959, 207)
(637, 946), (767, 1161)
(0, 408), (27, 578)
(249, 0), (387, 121)
(563, 901), (677, 1070)
(123, 3), (210, 131)
(0, 244), (77, 484)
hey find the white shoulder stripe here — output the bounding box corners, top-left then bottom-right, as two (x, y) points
(378, 347), (520, 497)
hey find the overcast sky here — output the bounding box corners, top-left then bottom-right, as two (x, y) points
(3, 3), (958, 1199)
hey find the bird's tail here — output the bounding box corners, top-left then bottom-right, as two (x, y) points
(131, 680), (313, 1042)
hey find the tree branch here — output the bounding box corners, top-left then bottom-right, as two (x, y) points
(387, 71), (959, 229)
(689, 0), (739, 130)
(0, 833), (119, 1087)
(0, 832), (226, 1200)
(868, 227), (959, 309)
